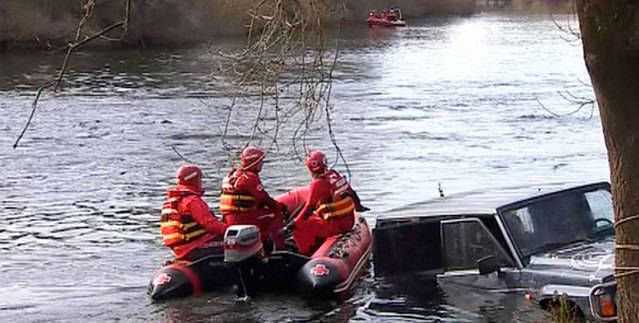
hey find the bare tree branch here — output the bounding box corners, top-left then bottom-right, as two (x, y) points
(171, 146), (197, 164)
(535, 92), (595, 120)
(217, 0), (350, 174)
(550, 4), (581, 46)
(13, 0), (131, 149)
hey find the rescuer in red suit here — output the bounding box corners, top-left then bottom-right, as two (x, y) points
(160, 165), (228, 261)
(219, 146), (288, 248)
(290, 150), (367, 255)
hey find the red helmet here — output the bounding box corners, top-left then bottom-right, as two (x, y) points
(305, 150), (328, 175)
(241, 146), (265, 172)
(176, 165), (203, 192)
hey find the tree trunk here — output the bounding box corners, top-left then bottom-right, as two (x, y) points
(576, 1), (639, 321)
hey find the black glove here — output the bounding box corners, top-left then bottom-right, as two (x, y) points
(356, 205), (371, 212)
(280, 204), (290, 219)
(280, 222), (295, 237)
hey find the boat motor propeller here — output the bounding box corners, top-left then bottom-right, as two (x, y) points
(224, 225), (265, 298)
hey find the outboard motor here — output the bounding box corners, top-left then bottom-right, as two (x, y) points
(224, 225), (265, 298)
(224, 225), (264, 264)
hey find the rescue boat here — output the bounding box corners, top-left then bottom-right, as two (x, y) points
(148, 187), (372, 300)
(366, 8), (406, 27)
(366, 16), (407, 27)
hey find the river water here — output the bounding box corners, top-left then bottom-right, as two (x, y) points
(0, 12), (609, 322)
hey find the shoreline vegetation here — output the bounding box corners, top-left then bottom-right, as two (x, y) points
(0, 0), (571, 50)
(0, 0), (474, 50)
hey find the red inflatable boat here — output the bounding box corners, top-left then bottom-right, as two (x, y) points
(366, 16), (406, 27)
(148, 187), (372, 300)
(366, 8), (406, 27)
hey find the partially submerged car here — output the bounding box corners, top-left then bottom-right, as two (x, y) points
(373, 182), (617, 321)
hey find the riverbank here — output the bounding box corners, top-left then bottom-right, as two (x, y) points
(0, 0), (475, 50)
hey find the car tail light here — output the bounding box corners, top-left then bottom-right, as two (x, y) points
(599, 294), (616, 317)
(590, 282), (617, 321)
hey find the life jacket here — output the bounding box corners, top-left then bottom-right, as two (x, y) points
(219, 170), (258, 213)
(160, 193), (207, 247)
(314, 170), (356, 220)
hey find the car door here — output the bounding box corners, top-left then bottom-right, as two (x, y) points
(436, 218), (533, 319)
(437, 217), (518, 290)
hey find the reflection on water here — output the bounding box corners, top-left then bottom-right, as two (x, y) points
(0, 12), (605, 322)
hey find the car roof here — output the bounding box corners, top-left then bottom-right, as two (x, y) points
(381, 181), (610, 219)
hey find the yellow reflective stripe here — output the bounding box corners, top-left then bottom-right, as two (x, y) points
(185, 229), (206, 240)
(160, 220), (183, 229)
(163, 229), (206, 242)
(316, 197), (353, 213)
(161, 208), (178, 215)
(219, 193), (257, 212)
(183, 222), (198, 230)
(318, 197), (355, 220)
(163, 232), (184, 241)
(221, 194), (256, 201)
(160, 221), (199, 229)
(323, 203), (355, 219)
(219, 205), (254, 212)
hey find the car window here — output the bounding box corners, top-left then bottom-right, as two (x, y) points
(501, 187), (613, 258)
(507, 207), (534, 233)
(441, 218), (515, 271)
(584, 190), (614, 230)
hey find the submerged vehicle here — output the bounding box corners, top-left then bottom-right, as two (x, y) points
(149, 187), (372, 301)
(374, 182), (617, 321)
(367, 7), (406, 28)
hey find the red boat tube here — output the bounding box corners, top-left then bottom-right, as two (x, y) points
(297, 216), (372, 295)
(148, 251), (233, 301)
(275, 186), (310, 219)
(275, 186), (372, 294)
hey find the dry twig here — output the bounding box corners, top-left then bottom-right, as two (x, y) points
(13, 0), (131, 149)
(550, 3), (581, 46)
(218, 0), (350, 172)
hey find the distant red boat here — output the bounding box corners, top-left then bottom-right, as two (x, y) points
(367, 7), (406, 27)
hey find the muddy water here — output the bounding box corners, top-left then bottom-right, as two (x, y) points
(0, 12), (607, 322)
